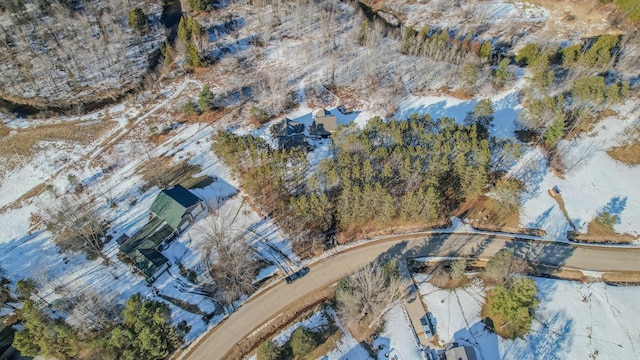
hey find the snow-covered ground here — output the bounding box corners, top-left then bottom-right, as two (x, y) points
(373, 303), (424, 360)
(514, 113), (640, 240)
(416, 273), (640, 360)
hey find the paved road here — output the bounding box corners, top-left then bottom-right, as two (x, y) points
(183, 232), (640, 360)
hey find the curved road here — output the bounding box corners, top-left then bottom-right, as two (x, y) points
(183, 232), (640, 360)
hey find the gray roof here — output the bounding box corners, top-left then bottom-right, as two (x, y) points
(445, 346), (478, 360)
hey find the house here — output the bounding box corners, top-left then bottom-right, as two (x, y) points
(310, 108), (337, 138)
(119, 185), (204, 281)
(272, 117), (311, 150)
(444, 345), (477, 360)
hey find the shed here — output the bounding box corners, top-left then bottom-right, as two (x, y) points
(444, 345), (477, 360)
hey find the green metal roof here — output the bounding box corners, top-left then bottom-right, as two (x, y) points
(149, 185), (201, 230)
(119, 218), (172, 279)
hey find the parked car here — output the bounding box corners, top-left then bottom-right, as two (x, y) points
(285, 266), (310, 284)
(420, 315), (433, 338)
(297, 266), (310, 277)
(285, 273), (298, 284)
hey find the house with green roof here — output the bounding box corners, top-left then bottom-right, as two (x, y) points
(119, 185), (204, 281)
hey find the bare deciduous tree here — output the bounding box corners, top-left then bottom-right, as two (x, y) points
(199, 212), (260, 312)
(485, 249), (530, 286)
(44, 196), (109, 261)
(336, 263), (408, 337)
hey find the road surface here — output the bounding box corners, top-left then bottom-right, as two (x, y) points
(183, 232), (640, 360)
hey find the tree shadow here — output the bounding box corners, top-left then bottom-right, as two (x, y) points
(504, 311), (573, 360)
(504, 238), (575, 269)
(603, 196), (627, 215)
(452, 321), (497, 360)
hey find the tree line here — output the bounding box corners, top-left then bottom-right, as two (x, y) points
(12, 292), (183, 359)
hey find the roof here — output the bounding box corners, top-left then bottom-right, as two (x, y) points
(119, 217), (173, 278)
(150, 185), (201, 230)
(313, 108), (331, 118)
(444, 346), (478, 360)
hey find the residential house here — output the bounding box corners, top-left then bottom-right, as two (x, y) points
(272, 117), (310, 150)
(310, 108), (337, 138)
(119, 185), (204, 281)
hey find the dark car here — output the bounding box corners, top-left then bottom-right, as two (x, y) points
(285, 273), (299, 284)
(284, 267), (310, 284)
(297, 266), (310, 277)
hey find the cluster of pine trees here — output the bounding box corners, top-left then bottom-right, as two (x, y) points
(214, 112), (510, 249)
(518, 34), (632, 148)
(400, 25), (494, 65)
(13, 294), (183, 360)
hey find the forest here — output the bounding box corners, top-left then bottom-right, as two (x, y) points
(213, 105), (523, 253)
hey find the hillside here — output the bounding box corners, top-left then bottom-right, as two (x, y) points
(0, 0), (166, 110)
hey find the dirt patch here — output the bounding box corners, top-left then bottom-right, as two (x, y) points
(454, 195), (520, 229)
(528, 0), (618, 39)
(548, 190), (576, 230)
(602, 272), (640, 285)
(608, 143), (640, 165)
(0, 119), (116, 176)
(567, 231), (637, 244)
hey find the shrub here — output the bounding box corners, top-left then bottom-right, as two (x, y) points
(182, 102), (196, 115)
(289, 327), (318, 358)
(257, 340), (282, 360)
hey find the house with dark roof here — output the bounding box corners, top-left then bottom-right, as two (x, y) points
(272, 117), (310, 150)
(310, 108), (337, 138)
(119, 185), (204, 281)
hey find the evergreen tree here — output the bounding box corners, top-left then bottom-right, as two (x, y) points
(543, 113), (566, 144)
(479, 41), (493, 60)
(494, 58), (511, 88)
(198, 86), (214, 111)
(13, 300), (80, 358)
(105, 293), (182, 359)
(128, 8), (147, 33)
(289, 327), (317, 358)
(486, 278), (538, 339)
(515, 43), (541, 65)
(257, 340), (282, 360)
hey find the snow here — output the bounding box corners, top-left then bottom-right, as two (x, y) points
(373, 303), (424, 360)
(417, 274), (640, 360)
(395, 87), (522, 139)
(516, 111), (640, 240)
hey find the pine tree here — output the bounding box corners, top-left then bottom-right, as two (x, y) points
(479, 41), (493, 60)
(486, 277), (539, 339)
(494, 58), (511, 88)
(257, 340), (282, 360)
(289, 327), (318, 357)
(198, 85), (213, 111)
(128, 8), (147, 33)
